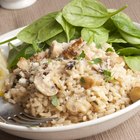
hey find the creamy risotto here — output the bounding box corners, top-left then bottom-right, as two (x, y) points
(4, 38), (140, 126)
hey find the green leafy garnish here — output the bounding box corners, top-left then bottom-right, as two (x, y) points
(46, 32), (67, 46)
(51, 96), (60, 107)
(0, 36), (17, 45)
(117, 47), (140, 56)
(8, 43), (36, 69)
(112, 12), (140, 45)
(112, 12), (140, 38)
(106, 48), (114, 52)
(81, 27), (109, 46)
(55, 12), (75, 42)
(32, 41), (41, 52)
(62, 0), (126, 28)
(89, 58), (102, 65)
(8, 42), (19, 51)
(17, 12), (63, 44)
(103, 70), (112, 82)
(124, 56), (140, 71)
(108, 31), (127, 44)
(77, 50), (86, 60)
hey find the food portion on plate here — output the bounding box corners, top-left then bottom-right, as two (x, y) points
(3, 38), (140, 126)
(1, 0), (140, 127)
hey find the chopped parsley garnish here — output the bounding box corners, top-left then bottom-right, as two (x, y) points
(80, 77), (86, 84)
(106, 48), (114, 52)
(51, 96), (60, 107)
(77, 50), (86, 60)
(89, 58), (102, 65)
(93, 58), (102, 64)
(103, 70), (112, 82)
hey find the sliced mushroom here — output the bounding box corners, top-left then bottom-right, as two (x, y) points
(80, 76), (94, 89)
(66, 98), (91, 115)
(129, 86), (140, 102)
(63, 38), (84, 59)
(34, 73), (58, 96)
(17, 57), (30, 72)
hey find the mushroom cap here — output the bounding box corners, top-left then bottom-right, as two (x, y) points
(34, 73), (58, 96)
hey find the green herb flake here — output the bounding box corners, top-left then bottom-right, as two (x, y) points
(106, 48), (114, 52)
(103, 70), (112, 82)
(89, 58), (102, 65)
(77, 50), (86, 60)
(80, 77), (86, 84)
(51, 96), (60, 107)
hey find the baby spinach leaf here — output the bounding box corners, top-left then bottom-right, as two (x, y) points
(117, 47), (140, 56)
(112, 12), (140, 38)
(46, 32), (67, 46)
(8, 42), (19, 51)
(32, 41), (41, 52)
(17, 12), (63, 44)
(134, 45), (140, 49)
(0, 36), (17, 45)
(81, 28), (95, 44)
(70, 27), (82, 40)
(111, 11), (140, 45)
(112, 43), (132, 52)
(108, 31), (127, 43)
(8, 43), (35, 69)
(124, 56), (140, 71)
(81, 27), (109, 46)
(62, 0), (126, 28)
(55, 12), (75, 42)
(119, 30), (140, 45)
(38, 42), (50, 50)
(103, 19), (117, 32)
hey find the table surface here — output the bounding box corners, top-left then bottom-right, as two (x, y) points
(0, 0), (140, 140)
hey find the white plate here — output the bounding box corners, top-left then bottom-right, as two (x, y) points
(0, 24), (140, 140)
